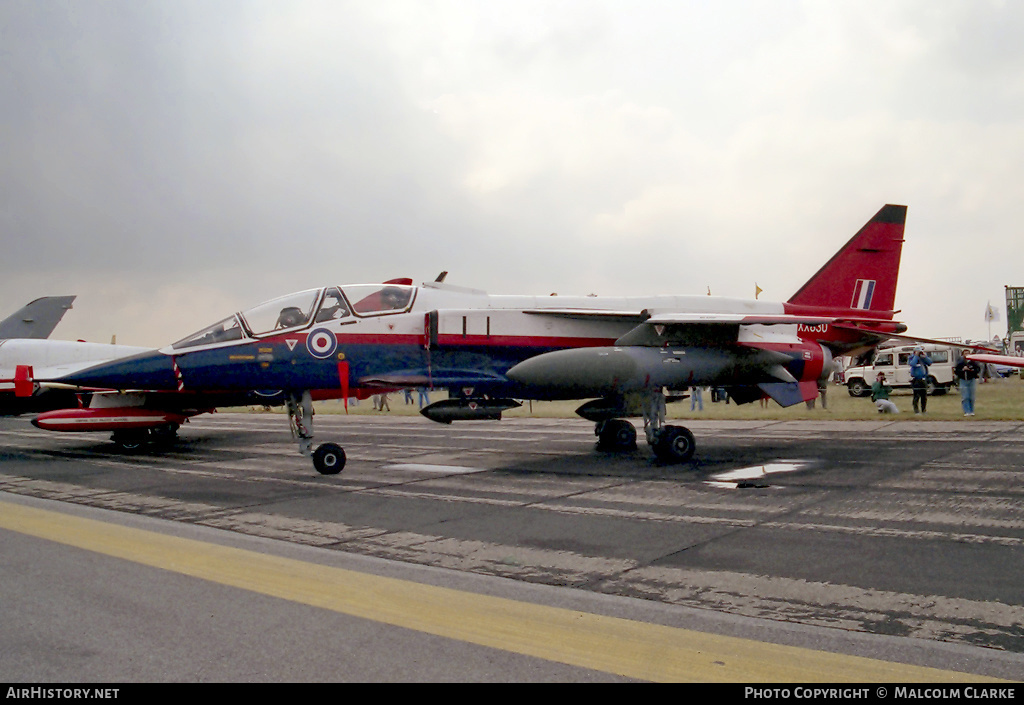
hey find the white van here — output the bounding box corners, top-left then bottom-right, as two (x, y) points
(845, 344), (956, 397)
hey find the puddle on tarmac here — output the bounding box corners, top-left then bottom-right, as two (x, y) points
(705, 461), (806, 489)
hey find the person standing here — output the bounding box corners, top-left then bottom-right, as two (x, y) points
(690, 385), (703, 412)
(954, 352), (982, 416)
(909, 347), (933, 414)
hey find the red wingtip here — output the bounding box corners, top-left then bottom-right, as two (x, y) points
(14, 365), (34, 398)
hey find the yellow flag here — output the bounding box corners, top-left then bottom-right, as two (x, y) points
(755, 284), (763, 299)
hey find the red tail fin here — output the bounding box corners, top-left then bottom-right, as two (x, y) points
(787, 205), (906, 317)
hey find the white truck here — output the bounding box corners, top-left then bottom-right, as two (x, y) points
(1010, 331), (1024, 355)
(844, 343), (956, 397)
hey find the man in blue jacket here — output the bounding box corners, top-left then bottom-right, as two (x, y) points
(909, 347), (933, 414)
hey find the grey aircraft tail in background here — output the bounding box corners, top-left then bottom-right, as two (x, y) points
(0, 296), (77, 340)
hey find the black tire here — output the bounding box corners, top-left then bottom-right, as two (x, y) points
(150, 423), (180, 447)
(926, 376), (943, 396)
(597, 419), (637, 451)
(111, 430), (147, 452)
(653, 425), (696, 464)
(847, 379), (869, 397)
(313, 443), (346, 475)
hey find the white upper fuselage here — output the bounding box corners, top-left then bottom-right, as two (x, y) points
(0, 339), (152, 392)
(157, 280), (795, 358)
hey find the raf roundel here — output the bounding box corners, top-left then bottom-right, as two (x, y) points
(306, 328), (338, 359)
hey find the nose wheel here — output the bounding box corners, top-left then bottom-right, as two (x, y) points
(312, 442), (346, 474)
(287, 390), (347, 475)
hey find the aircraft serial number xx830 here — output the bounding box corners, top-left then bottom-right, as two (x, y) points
(34, 205), (909, 474)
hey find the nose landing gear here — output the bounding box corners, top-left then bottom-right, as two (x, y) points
(286, 390), (347, 475)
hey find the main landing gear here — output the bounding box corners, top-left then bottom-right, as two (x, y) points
(287, 390), (346, 475)
(593, 390), (696, 464)
(110, 424), (180, 452)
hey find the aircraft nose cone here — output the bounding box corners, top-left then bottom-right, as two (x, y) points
(59, 350), (179, 390)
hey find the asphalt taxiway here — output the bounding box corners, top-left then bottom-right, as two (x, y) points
(1, 413), (1022, 681)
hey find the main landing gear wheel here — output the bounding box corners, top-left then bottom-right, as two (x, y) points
(596, 419), (637, 451)
(312, 443), (346, 475)
(653, 425), (696, 464)
(111, 430), (148, 452)
(149, 423), (180, 448)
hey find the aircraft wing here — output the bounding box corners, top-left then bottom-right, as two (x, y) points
(644, 313), (836, 326)
(614, 313), (843, 346)
(966, 353), (1024, 368)
(522, 308), (650, 323)
(0, 296), (76, 339)
(868, 331), (1002, 353)
(521, 309), (853, 326)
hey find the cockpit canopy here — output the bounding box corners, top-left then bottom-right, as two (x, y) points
(170, 284), (417, 350)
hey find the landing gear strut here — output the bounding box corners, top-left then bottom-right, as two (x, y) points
(642, 390), (696, 464)
(287, 390), (346, 475)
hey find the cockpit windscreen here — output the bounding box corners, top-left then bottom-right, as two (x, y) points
(341, 284), (414, 315)
(240, 289), (322, 336)
(171, 316), (244, 350)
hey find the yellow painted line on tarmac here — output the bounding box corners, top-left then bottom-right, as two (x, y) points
(0, 499), (1003, 683)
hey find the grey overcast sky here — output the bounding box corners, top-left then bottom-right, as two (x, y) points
(2, 0), (1022, 347)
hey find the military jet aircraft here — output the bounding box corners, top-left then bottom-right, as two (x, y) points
(21, 205), (909, 473)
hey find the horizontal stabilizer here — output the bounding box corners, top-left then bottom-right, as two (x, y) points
(758, 380), (819, 408)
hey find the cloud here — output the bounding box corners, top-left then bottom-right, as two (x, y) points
(2, 0), (1023, 346)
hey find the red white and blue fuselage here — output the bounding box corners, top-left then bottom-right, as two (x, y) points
(47, 281), (902, 404)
